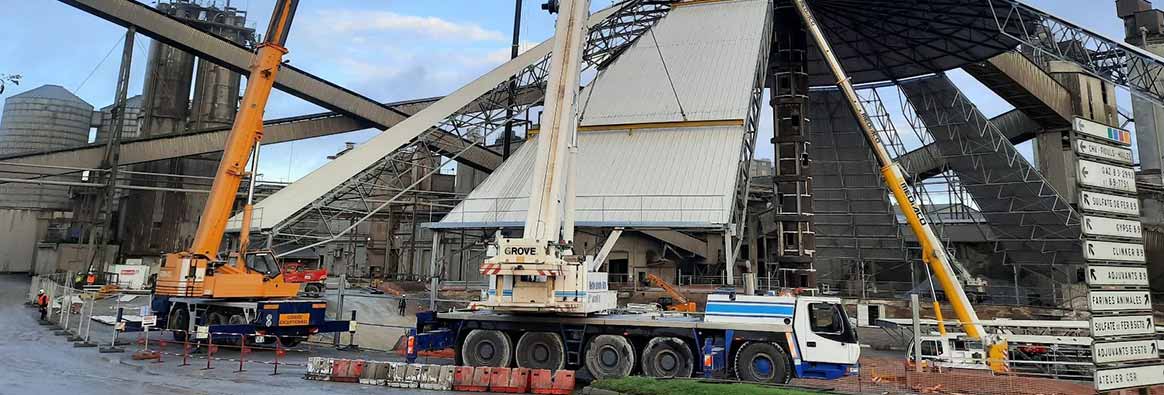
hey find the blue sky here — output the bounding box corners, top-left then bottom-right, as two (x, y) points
(0, 0), (1132, 182)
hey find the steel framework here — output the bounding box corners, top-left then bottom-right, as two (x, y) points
(986, 0), (1164, 106)
(267, 0), (676, 256)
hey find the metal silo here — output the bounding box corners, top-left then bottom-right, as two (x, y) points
(0, 84), (94, 210)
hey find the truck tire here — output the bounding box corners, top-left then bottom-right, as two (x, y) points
(515, 332), (565, 370)
(207, 311), (231, 344)
(168, 306), (189, 341)
(277, 336), (302, 348)
(733, 341), (791, 384)
(640, 337), (693, 378)
(462, 329), (513, 367)
(584, 335), (635, 379)
(304, 283), (323, 296)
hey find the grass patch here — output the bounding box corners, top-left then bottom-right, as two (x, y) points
(590, 376), (829, 395)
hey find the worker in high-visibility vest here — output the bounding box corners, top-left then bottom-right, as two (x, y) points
(36, 289), (48, 321)
(86, 273), (96, 286)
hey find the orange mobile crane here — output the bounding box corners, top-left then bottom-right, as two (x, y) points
(151, 0), (350, 346)
(644, 273), (697, 312)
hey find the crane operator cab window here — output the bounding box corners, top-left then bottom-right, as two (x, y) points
(808, 302), (857, 343)
(247, 253), (281, 279)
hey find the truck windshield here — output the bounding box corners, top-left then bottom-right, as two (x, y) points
(808, 302), (858, 343)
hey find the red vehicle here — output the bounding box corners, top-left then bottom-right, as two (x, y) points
(282, 261), (327, 296)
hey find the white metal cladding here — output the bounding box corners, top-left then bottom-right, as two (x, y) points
(437, 125), (746, 228)
(577, 0), (770, 127)
(233, 6), (623, 231)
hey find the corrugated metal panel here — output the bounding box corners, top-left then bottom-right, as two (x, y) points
(578, 0), (769, 127)
(437, 125), (745, 228)
(236, 6), (624, 231)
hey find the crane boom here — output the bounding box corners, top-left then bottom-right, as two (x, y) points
(791, 0), (985, 339)
(523, 0), (587, 244)
(156, 0), (300, 298)
(479, 0), (617, 314)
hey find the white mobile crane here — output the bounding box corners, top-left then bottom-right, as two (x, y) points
(477, 0), (617, 314)
(412, 0), (860, 384)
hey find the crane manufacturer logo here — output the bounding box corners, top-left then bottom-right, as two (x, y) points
(504, 247), (538, 256)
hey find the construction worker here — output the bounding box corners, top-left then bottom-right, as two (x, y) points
(36, 289), (48, 321)
(86, 272), (96, 286)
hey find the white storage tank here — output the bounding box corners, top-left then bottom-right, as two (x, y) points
(0, 84), (93, 209)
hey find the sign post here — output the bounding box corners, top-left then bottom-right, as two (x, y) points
(1073, 116), (1162, 392)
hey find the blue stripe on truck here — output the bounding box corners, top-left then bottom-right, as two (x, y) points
(704, 302), (794, 317)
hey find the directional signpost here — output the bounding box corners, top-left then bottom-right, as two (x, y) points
(1091, 315), (1156, 338)
(1072, 117), (1161, 392)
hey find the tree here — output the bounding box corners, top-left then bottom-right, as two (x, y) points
(0, 74), (21, 95)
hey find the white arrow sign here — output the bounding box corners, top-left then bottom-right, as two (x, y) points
(1084, 240), (1147, 263)
(1093, 339), (1160, 364)
(1087, 265), (1151, 287)
(1080, 190), (1141, 217)
(1092, 315), (1156, 337)
(1089, 290), (1152, 312)
(1075, 138), (1134, 165)
(1075, 117), (1132, 146)
(1095, 364), (1164, 391)
(1077, 159), (1137, 193)
(1083, 215), (1143, 240)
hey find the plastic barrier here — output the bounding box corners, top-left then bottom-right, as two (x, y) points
(305, 357), (333, 381)
(359, 361), (382, 385)
(530, 369), (575, 395)
(418, 364), (456, 390)
(452, 366), (483, 391)
(331, 359), (362, 383)
(490, 367), (531, 393)
(403, 364), (424, 388)
(387, 362), (412, 388)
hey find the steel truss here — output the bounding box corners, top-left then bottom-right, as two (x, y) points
(267, 0), (676, 255)
(898, 74), (1082, 276)
(987, 0), (1164, 106)
(727, 5), (774, 271)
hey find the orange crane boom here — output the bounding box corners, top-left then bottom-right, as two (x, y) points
(645, 273), (696, 312)
(156, 0), (299, 299)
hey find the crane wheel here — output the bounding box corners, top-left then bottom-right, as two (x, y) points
(515, 332), (565, 370)
(640, 337), (693, 378)
(733, 341), (791, 384)
(168, 306), (189, 342)
(584, 335), (635, 379)
(462, 329), (513, 367)
(227, 314), (248, 345)
(277, 336), (302, 348)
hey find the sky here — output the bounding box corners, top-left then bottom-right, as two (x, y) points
(0, 0), (1135, 183)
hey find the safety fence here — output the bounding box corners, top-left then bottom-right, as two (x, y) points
(305, 357), (576, 394)
(791, 356), (1100, 395)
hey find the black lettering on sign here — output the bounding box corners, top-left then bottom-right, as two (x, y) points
(504, 247), (538, 255)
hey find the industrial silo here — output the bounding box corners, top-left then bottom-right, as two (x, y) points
(0, 84), (93, 273)
(0, 84), (93, 210)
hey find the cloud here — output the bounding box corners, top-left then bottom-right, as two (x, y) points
(317, 10), (505, 41)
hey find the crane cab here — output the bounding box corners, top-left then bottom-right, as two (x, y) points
(703, 294), (860, 379)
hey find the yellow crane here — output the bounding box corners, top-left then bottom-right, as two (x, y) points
(790, 0), (987, 341)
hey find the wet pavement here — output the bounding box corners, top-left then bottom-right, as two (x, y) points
(0, 274), (455, 395)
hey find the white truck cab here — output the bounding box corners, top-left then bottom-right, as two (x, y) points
(704, 294), (861, 379)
